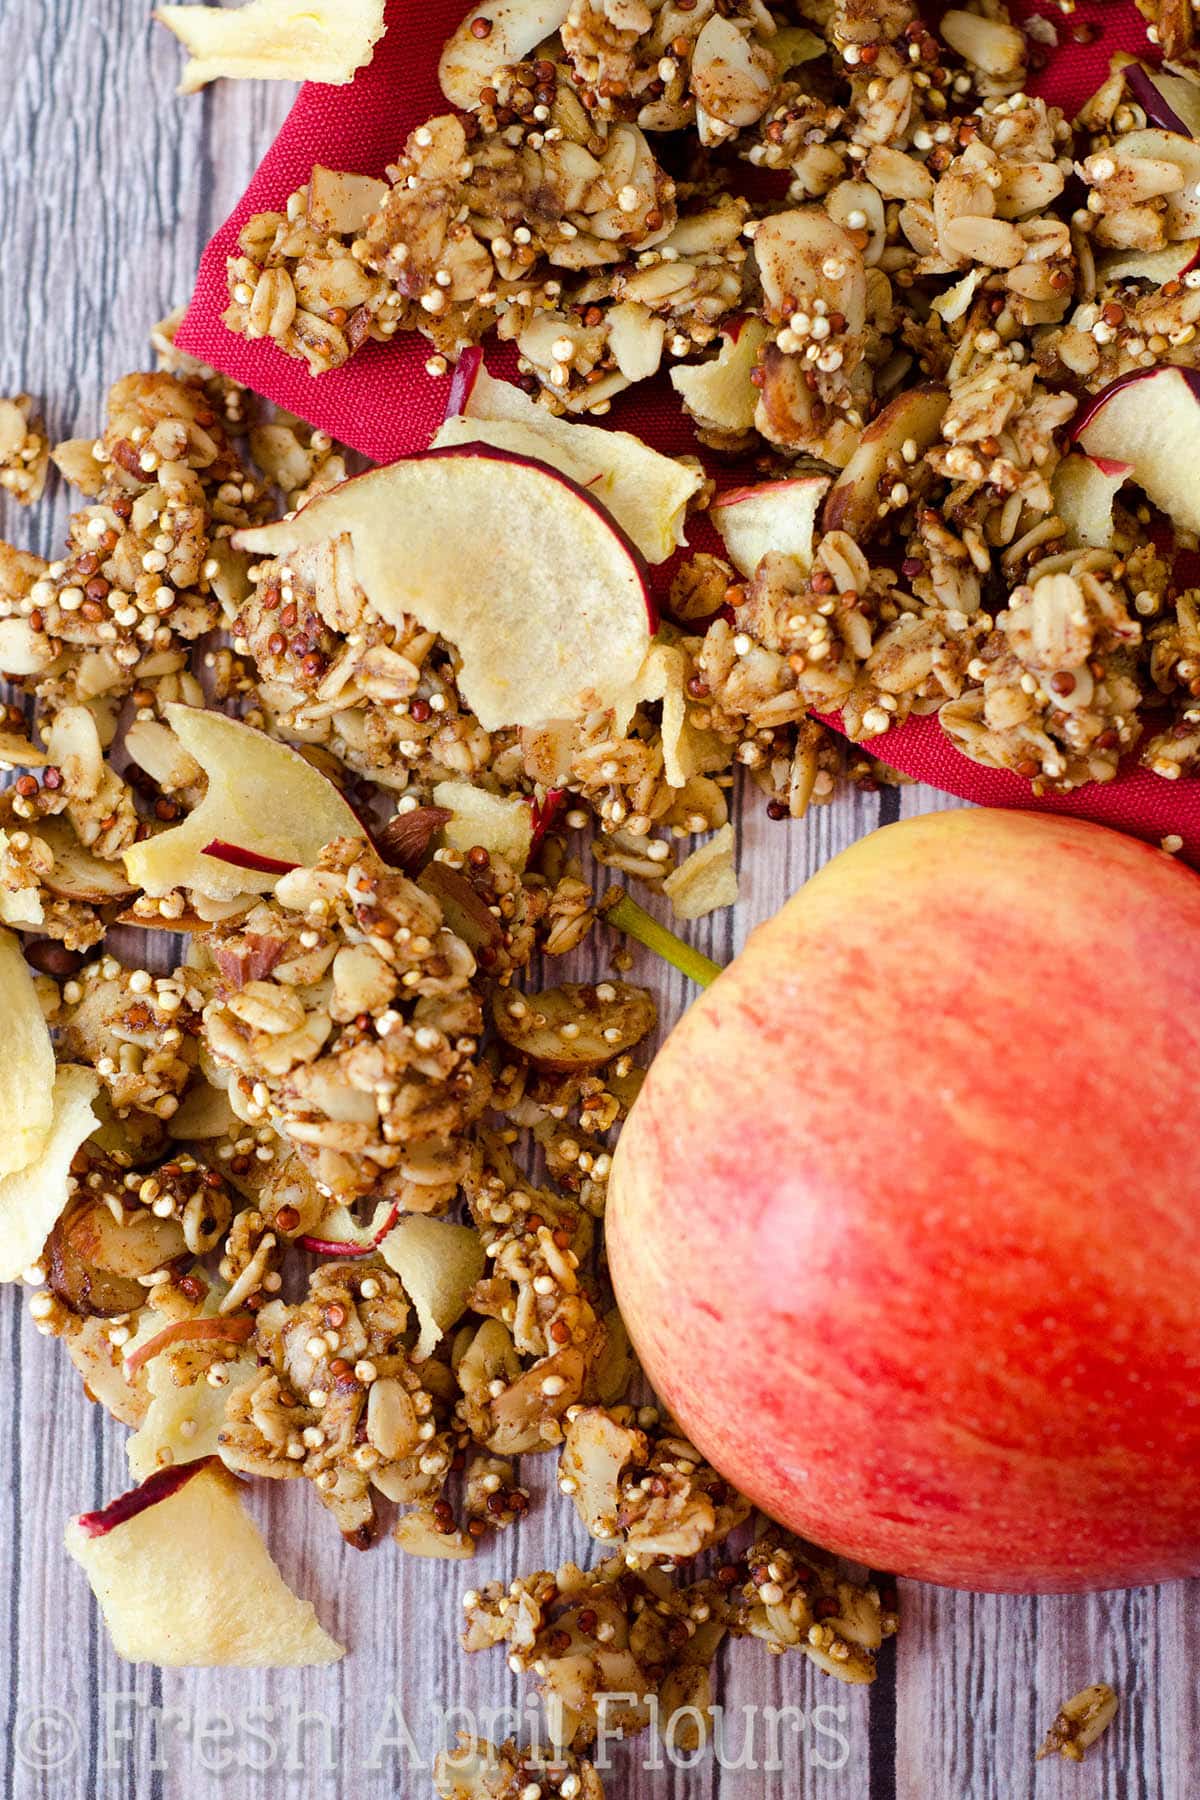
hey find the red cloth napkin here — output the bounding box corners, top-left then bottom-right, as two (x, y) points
(177, 0), (1200, 859)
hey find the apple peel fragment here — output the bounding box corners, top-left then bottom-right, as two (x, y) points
(0, 1064), (100, 1283)
(122, 704), (363, 903)
(67, 1461), (345, 1666)
(711, 476), (829, 580)
(236, 448), (655, 732)
(155, 0), (385, 92)
(0, 925), (56, 1182)
(437, 359), (702, 564)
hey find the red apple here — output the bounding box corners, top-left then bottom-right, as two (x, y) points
(608, 809), (1200, 1592)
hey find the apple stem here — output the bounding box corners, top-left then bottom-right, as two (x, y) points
(601, 889), (722, 988)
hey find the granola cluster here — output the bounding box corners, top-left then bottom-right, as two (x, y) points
(209, 3), (1200, 799)
(23, 0), (1200, 1770)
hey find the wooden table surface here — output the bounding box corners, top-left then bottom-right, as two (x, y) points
(0, 4), (1195, 1796)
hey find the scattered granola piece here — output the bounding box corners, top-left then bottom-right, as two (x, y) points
(434, 1735), (604, 1800)
(560, 1403), (750, 1561)
(0, 396), (50, 505)
(1038, 1683), (1119, 1763)
(730, 1524), (898, 1685)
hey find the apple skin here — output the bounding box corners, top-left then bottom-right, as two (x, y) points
(123, 1314), (255, 1378)
(445, 345), (484, 420)
(529, 788), (566, 857)
(1124, 62), (1191, 137)
(203, 839), (299, 876)
(75, 1458), (215, 1538)
(299, 1204), (399, 1258)
(608, 809), (1200, 1593)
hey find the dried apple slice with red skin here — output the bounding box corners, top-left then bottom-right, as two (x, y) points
(1125, 62), (1200, 139)
(439, 359), (700, 563)
(711, 475), (830, 579)
(823, 384), (950, 539)
(123, 705), (363, 902)
(1072, 365), (1200, 535)
(67, 1460), (344, 1665)
(299, 1201), (399, 1257)
(438, 0), (571, 109)
(236, 447), (655, 732)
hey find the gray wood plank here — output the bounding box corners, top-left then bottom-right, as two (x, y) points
(0, 1), (1195, 1794)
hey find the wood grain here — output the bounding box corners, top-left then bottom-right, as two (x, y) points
(0, 6), (1194, 1795)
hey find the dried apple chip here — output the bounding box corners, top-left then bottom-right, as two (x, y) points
(662, 824), (738, 922)
(67, 1461), (345, 1665)
(236, 447), (655, 731)
(0, 1065), (100, 1282)
(0, 927), (57, 1184)
(433, 780), (533, 871)
(380, 1215), (486, 1361)
(126, 1345), (257, 1481)
(122, 704), (363, 902)
(437, 360), (703, 564)
(155, 0), (385, 92)
(637, 643), (726, 790)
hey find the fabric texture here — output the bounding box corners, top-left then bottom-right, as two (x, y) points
(176, 0), (1200, 857)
